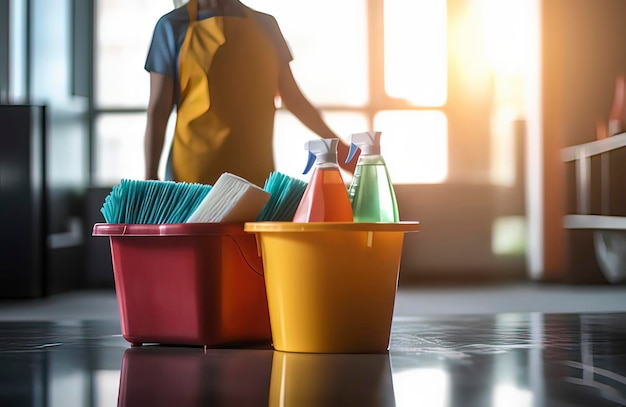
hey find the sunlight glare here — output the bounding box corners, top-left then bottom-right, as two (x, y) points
(393, 368), (450, 407)
(374, 110), (448, 184)
(480, 0), (534, 75)
(95, 369), (121, 407)
(493, 384), (533, 407)
(245, 0), (368, 106)
(384, 0), (447, 106)
(273, 111), (368, 182)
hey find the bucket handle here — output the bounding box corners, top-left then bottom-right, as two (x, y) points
(225, 234), (264, 278)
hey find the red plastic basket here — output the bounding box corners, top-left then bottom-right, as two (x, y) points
(92, 223), (271, 347)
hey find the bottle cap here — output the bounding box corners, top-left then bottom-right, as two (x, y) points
(302, 138), (339, 174)
(346, 131), (382, 162)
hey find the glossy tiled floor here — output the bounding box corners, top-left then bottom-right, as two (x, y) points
(2, 313), (626, 406)
(2, 282), (626, 321)
(2, 284), (626, 406)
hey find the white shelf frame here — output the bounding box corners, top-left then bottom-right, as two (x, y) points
(564, 214), (626, 230)
(561, 132), (626, 230)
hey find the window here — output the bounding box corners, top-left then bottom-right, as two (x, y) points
(94, 0), (173, 185)
(94, 0), (449, 185)
(96, 0), (171, 108)
(384, 0), (447, 106)
(94, 0), (534, 188)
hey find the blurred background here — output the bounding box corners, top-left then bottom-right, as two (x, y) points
(1, 0), (626, 297)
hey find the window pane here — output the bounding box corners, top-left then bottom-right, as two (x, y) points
(96, 0), (173, 107)
(384, 0), (447, 106)
(273, 110), (368, 181)
(94, 113), (176, 185)
(374, 110), (447, 183)
(48, 110), (88, 186)
(245, 0), (369, 106)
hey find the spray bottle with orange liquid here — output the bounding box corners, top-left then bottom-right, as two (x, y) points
(292, 138), (353, 222)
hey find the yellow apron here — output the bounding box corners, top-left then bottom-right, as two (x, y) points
(172, 0), (279, 187)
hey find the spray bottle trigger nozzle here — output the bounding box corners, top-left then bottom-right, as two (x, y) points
(303, 151), (316, 174)
(346, 143), (360, 163)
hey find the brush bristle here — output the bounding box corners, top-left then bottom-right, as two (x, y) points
(100, 179), (212, 224)
(257, 172), (307, 221)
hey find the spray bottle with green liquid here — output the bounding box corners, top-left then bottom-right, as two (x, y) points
(345, 131), (399, 222)
(293, 138), (354, 222)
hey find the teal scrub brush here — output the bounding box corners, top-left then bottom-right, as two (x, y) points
(257, 171), (308, 221)
(101, 173), (305, 224)
(100, 179), (212, 224)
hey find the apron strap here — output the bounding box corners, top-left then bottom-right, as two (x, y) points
(186, 0), (198, 23)
(186, 0), (241, 22)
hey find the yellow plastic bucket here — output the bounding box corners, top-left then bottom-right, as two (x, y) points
(244, 221), (420, 353)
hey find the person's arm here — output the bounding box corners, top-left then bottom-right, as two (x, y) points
(144, 72), (175, 180)
(278, 64), (358, 173)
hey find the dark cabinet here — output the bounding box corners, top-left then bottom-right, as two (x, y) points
(0, 104), (47, 298)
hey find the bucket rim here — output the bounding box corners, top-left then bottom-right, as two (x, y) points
(243, 221), (419, 233)
(92, 222), (248, 237)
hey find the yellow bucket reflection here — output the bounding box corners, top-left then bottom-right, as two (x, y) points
(269, 351), (396, 406)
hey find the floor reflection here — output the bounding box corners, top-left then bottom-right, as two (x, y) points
(270, 351), (395, 406)
(2, 313), (626, 406)
(116, 347), (397, 406)
(391, 367), (449, 407)
(119, 347), (273, 406)
(560, 314), (626, 405)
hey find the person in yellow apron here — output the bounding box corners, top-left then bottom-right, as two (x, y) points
(144, 0), (356, 187)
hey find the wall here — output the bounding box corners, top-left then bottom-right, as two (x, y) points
(398, 0), (626, 284)
(397, 183), (526, 282)
(540, 0), (626, 283)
